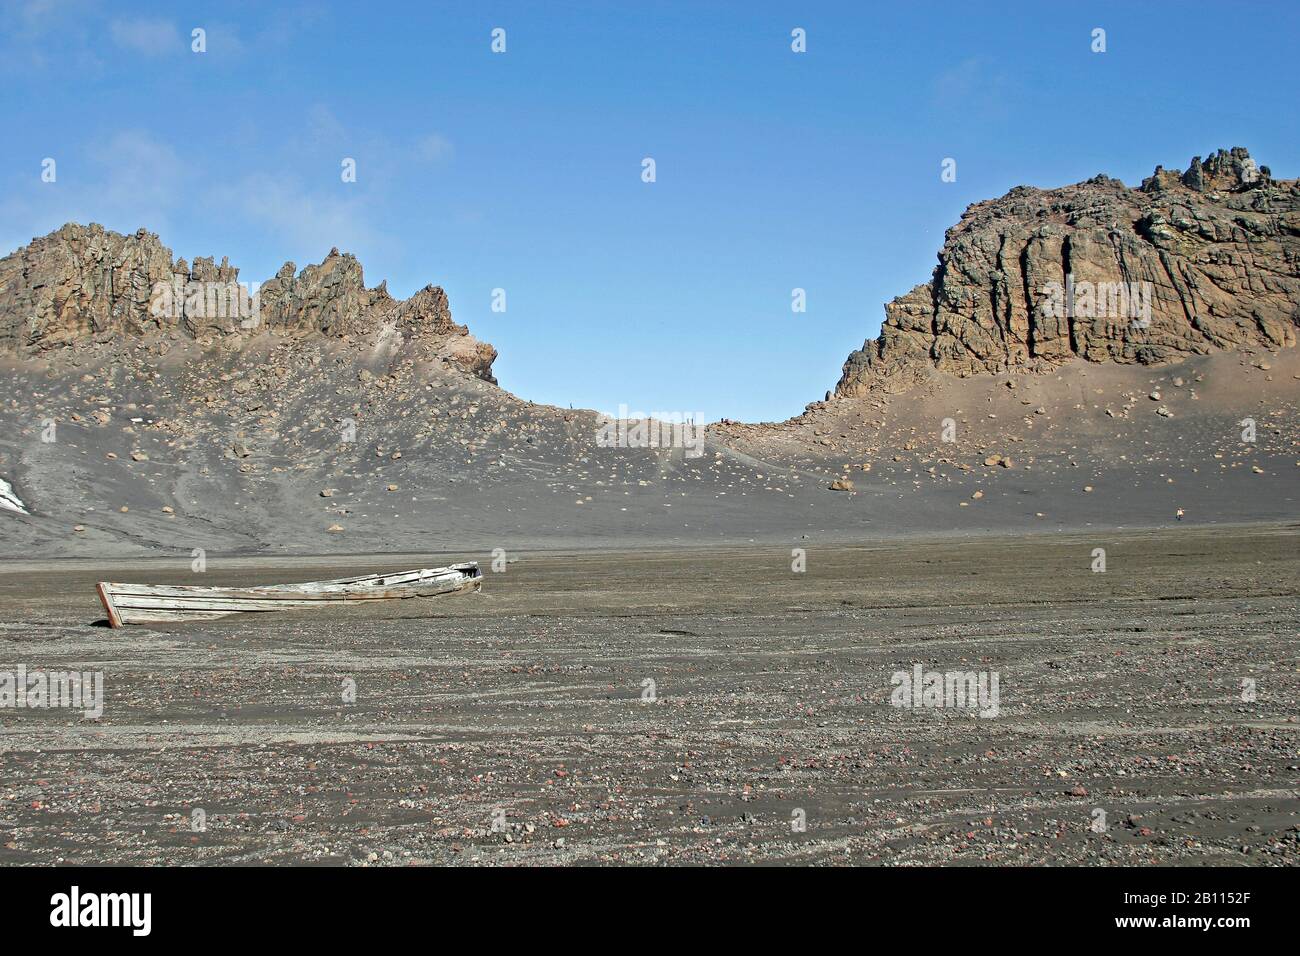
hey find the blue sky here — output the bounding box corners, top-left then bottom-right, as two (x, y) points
(2, 1), (1297, 422)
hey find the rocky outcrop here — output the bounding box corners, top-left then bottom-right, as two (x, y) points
(0, 223), (497, 382)
(837, 148), (1300, 397)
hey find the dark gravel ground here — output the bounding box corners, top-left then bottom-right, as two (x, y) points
(0, 525), (1296, 866)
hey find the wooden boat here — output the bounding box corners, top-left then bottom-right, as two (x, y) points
(96, 562), (482, 627)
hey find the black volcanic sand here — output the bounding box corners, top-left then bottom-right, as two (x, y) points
(2, 347), (1297, 559)
(0, 525), (1296, 865)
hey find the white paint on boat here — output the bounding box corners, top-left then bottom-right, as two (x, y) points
(97, 562), (482, 627)
(0, 478), (27, 514)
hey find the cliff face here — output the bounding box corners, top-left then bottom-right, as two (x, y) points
(0, 223), (497, 381)
(837, 148), (1300, 396)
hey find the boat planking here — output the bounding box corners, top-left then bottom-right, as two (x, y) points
(96, 562), (482, 627)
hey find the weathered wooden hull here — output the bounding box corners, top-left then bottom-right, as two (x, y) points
(96, 563), (482, 627)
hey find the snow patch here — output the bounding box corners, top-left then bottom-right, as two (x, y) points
(0, 477), (28, 514)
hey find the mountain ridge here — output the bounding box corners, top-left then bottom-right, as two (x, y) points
(5, 146), (1296, 418)
(835, 147), (1300, 398)
(0, 222), (497, 383)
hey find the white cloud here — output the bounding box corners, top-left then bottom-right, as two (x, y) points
(931, 57), (1012, 118)
(0, 0), (100, 72)
(415, 134), (454, 162)
(109, 18), (182, 57)
(17, 0), (62, 26)
(201, 22), (247, 57)
(0, 129), (187, 246)
(88, 129), (187, 229)
(307, 103), (347, 145)
(211, 171), (382, 264)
